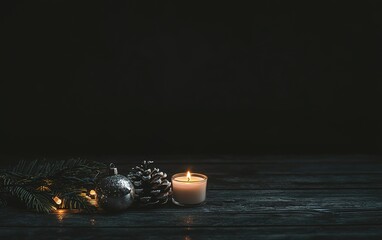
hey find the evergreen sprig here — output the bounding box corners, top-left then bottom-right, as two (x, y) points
(0, 158), (107, 213)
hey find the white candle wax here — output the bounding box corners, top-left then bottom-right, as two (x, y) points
(172, 172), (207, 206)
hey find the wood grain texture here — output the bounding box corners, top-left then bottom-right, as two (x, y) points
(1, 226), (382, 240)
(1, 189), (382, 227)
(0, 155), (381, 239)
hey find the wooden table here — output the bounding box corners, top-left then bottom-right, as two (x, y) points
(1, 155), (382, 239)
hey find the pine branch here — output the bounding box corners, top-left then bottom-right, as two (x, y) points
(11, 159), (105, 178)
(61, 192), (97, 213)
(0, 159), (107, 213)
(3, 178), (55, 213)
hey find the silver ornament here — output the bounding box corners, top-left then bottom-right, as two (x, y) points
(96, 163), (135, 212)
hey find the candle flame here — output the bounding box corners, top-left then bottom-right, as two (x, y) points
(187, 171), (191, 181)
(53, 196), (62, 205)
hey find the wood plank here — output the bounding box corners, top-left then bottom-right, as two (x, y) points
(1, 189), (381, 227)
(2, 156), (382, 175)
(0, 157), (381, 239)
(2, 210), (382, 227)
(95, 161), (382, 189)
(1, 226), (382, 240)
(203, 173), (382, 189)
(2, 158), (382, 189)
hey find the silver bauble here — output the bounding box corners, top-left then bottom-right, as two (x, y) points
(96, 164), (135, 212)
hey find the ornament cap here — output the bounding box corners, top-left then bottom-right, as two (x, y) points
(109, 163), (118, 175)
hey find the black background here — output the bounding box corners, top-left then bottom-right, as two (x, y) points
(1, 1), (381, 156)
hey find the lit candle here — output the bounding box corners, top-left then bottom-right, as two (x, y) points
(171, 171), (207, 206)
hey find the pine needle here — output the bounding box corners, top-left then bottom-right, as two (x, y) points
(0, 159), (106, 213)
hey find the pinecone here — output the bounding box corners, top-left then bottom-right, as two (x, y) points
(128, 160), (172, 207)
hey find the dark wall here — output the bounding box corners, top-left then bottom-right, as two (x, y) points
(1, 1), (381, 155)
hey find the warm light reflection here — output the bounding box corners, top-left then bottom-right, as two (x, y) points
(90, 218), (96, 226)
(37, 186), (50, 191)
(89, 190), (96, 196)
(53, 196), (62, 205)
(187, 171), (191, 181)
(183, 215), (194, 225)
(56, 209), (66, 223)
(44, 179), (53, 186)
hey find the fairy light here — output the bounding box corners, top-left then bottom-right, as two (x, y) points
(89, 189), (96, 199)
(37, 186), (50, 191)
(53, 196), (62, 205)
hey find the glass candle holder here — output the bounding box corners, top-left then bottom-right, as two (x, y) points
(171, 172), (208, 207)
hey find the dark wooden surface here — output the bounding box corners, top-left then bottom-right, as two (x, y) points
(0, 155), (381, 239)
